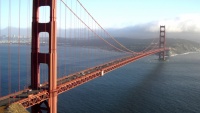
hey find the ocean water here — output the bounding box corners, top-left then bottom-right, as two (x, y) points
(0, 45), (200, 113)
(58, 52), (200, 113)
(0, 45), (125, 96)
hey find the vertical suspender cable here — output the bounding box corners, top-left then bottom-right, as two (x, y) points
(18, 0), (21, 91)
(26, 0), (28, 88)
(58, 0), (61, 77)
(36, 0), (39, 91)
(64, 1), (67, 75)
(0, 0), (1, 97)
(8, 0), (11, 97)
(79, 2), (81, 70)
(41, 9), (44, 83)
(68, 0), (71, 74)
(78, 1), (83, 70)
(92, 18), (95, 65)
(77, 0), (79, 71)
(73, 1), (76, 72)
(45, 0), (47, 83)
(87, 11), (89, 68)
(70, 0), (72, 74)
(43, 0), (47, 84)
(76, 0), (78, 71)
(41, 8), (44, 83)
(75, 1), (77, 72)
(84, 8), (86, 68)
(92, 16), (94, 66)
(26, 0), (30, 87)
(95, 21), (97, 65)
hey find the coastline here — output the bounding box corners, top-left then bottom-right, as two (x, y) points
(170, 51), (200, 57)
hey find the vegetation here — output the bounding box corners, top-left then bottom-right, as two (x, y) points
(4, 103), (29, 113)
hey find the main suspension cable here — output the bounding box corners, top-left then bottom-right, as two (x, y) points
(60, 0), (131, 54)
(76, 0), (139, 54)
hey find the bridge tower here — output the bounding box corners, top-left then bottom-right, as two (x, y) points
(159, 25), (166, 60)
(31, 0), (57, 113)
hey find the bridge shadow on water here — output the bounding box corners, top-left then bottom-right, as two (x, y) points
(57, 60), (171, 113)
(111, 62), (168, 113)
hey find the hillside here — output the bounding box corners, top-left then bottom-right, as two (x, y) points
(58, 38), (200, 55)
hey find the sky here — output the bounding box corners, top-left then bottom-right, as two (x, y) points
(1, 0), (200, 33)
(0, 0), (32, 29)
(78, 0), (200, 32)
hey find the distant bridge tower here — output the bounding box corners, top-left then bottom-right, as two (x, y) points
(159, 25), (166, 60)
(31, 0), (57, 113)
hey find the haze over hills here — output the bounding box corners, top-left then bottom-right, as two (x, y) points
(1, 25), (200, 55)
(106, 27), (200, 42)
(1, 26), (200, 42)
(57, 37), (200, 56)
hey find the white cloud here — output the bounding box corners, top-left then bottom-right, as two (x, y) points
(147, 14), (200, 32)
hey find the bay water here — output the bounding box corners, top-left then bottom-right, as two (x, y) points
(58, 52), (200, 113)
(0, 45), (200, 113)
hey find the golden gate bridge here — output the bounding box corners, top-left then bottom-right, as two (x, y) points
(0, 0), (169, 112)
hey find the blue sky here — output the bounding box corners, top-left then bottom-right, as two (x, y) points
(0, 0), (31, 28)
(78, 0), (200, 29)
(1, 0), (200, 32)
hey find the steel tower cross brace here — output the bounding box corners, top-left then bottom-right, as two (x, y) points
(31, 0), (57, 113)
(159, 25), (166, 60)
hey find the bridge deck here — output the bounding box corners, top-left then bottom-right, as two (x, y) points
(0, 48), (168, 108)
